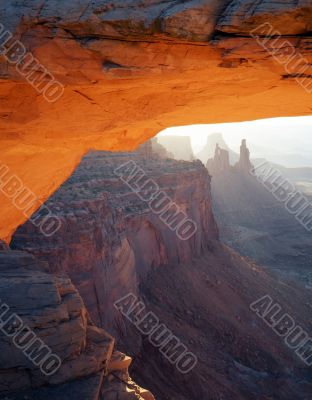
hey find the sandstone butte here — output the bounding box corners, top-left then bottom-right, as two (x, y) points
(1, 0), (312, 241)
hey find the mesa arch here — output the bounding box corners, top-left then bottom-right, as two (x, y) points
(1, 0), (311, 241)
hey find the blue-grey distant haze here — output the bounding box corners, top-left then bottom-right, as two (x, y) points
(158, 117), (312, 168)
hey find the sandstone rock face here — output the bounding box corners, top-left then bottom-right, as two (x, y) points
(11, 148), (218, 334)
(1, 0), (312, 241)
(0, 247), (110, 394)
(217, 0), (312, 35)
(6, 146), (312, 399)
(0, 247), (154, 399)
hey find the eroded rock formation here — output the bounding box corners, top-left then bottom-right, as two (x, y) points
(11, 147), (218, 333)
(1, 3), (312, 398)
(236, 139), (253, 173)
(207, 139), (312, 284)
(0, 247), (154, 400)
(207, 143), (231, 175)
(207, 139), (253, 175)
(1, 0), (312, 240)
(197, 133), (239, 165)
(7, 147), (312, 400)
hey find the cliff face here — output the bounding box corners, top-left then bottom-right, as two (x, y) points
(217, 0), (312, 34)
(8, 147), (312, 400)
(0, 247), (154, 400)
(11, 148), (218, 335)
(1, 0), (312, 241)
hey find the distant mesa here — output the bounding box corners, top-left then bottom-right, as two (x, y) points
(156, 136), (195, 161)
(137, 138), (174, 159)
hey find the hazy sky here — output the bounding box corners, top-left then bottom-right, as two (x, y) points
(157, 116), (312, 168)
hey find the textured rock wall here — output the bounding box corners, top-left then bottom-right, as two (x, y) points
(0, 247), (154, 399)
(11, 148), (218, 336)
(1, 0), (312, 241)
(5, 148), (312, 400)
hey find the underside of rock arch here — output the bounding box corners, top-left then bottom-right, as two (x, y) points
(1, 3), (312, 400)
(1, 0), (312, 239)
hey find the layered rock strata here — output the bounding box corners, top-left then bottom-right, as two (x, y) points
(0, 246), (154, 399)
(1, 0), (312, 241)
(11, 148), (218, 335)
(9, 146), (312, 399)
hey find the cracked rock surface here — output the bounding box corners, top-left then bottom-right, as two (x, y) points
(0, 1), (312, 243)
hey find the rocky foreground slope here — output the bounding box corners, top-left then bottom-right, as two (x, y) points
(1, 0), (312, 241)
(0, 245), (154, 400)
(7, 144), (312, 399)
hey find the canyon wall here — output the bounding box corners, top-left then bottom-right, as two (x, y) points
(11, 147), (218, 337)
(1, 0), (312, 240)
(5, 146), (312, 399)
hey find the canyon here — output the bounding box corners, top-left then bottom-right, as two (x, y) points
(1, 1), (312, 399)
(11, 142), (219, 339)
(206, 138), (312, 286)
(1, 142), (311, 399)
